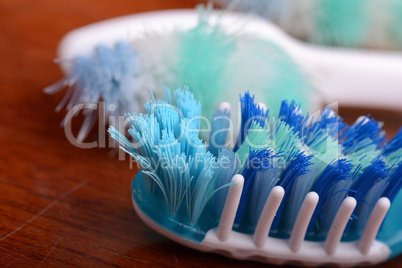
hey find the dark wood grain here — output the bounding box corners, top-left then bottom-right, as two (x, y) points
(0, 0), (401, 267)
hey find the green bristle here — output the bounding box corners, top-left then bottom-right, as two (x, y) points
(236, 114), (304, 168)
(390, 0), (402, 49)
(175, 5), (238, 119)
(222, 39), (313, 115)
(313, 0), (369, 47)
(343, 139), (382, 176)
(264, 114), (304, 157)
(236, 121), (268, 166)
(309, 133), (342, 175)
(172, 4), (313, 123)
(385, 147), (402, 167)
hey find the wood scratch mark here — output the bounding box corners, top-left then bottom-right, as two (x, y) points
(172, 252), (178, 264)
(5, 253), (25, 267)
(36, 201), (81, 267)
(0, 180), (87, 242)
(36, 239), (59, 268)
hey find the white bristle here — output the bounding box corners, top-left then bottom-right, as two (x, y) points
(288, 191), (319, 253)
(359, 197), (391, 255)
(218, 101), (231, 113)
(217, 174), (244, 242)
(325, 197), (357, 255)
(253, 186), (285, 248)
(257, 102), (266, 113)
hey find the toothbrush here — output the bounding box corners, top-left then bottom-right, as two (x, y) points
(215, 0), (402, 50)
(109, 87), (402, 267)
(45, 4), (313, 141)
(46, 5), (402, 142)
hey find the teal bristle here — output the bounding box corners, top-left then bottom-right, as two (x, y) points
(212, 148), (240, 220)
(174, 86), (202, 128)
(186, 152), (216, 223)
(208, 109), (231, 158)
(109, 87), (234, 226)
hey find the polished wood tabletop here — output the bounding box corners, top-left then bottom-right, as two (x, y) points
(1, 0), (401, 267)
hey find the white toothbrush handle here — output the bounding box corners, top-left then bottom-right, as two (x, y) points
(290, 44), (402, 110)
(58, 9), (402, 111)
(239, 15), (402, 110)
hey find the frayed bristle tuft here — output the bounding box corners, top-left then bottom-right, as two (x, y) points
(109, 87), (236, 225)
(46, 42), (143, 141)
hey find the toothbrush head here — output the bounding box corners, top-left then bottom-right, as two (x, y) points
(110, 88), (401, 267)
(46, 6), (313, 141)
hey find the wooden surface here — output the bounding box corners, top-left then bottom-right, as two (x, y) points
(0, 0), (401, 267)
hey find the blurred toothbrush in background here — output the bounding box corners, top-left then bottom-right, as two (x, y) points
(46, 3), (402, 143)
(45, 4), (313, 142)
(215, 0), (402, 50)
(211, 0), (402, 109)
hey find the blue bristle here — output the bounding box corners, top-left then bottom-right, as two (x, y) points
(234, 92), (268, 151)
(278, 100), (305, 135)
(383, 127), (402, 156)
(186, 154), (214, 223)
(144, 101), (181, 139)
(382, 162), (402, 202)
(270, 150), (313, 234)
(279, 101), (347, 145)
(212, 149), (240, 220)
(351, 156), (389, 233)
(208, 109), (231, 157)
(174, 86), (202, 130)
(109, 87), (234, 224)
(382, 127), (402, 166)
(282, 168), (318, 233)
(305, 107), (347, 141)
(307, 159), (354, 236)
(45, 42), (138, 140)
(180, 120), (206, 159)
(340, 115), (387, 154)
(234, 149), (278, 225)
(153, 152), (191, 215)
(248, 165), (281, 227)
